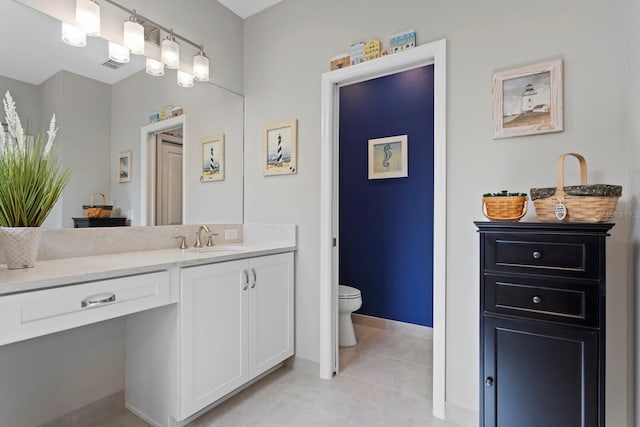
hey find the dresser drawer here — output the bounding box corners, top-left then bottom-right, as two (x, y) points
(484, 233), (601, 279)
(483, 275), (599, 327)
(0, 271), (175, 346)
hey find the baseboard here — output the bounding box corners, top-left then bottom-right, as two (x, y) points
(352, 313), (433, 339)
(445, 402), (478, 427)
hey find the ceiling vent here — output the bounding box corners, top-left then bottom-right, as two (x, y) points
(101, 59), (125, 70)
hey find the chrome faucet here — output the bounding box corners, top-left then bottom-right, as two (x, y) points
(194, 225), (211, 248)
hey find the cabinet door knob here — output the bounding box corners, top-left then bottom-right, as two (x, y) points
(485, 377), (494, 387)
(532, 295), (542, 304)
(532, 251), (542, 259)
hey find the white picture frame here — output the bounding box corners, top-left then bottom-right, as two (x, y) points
(263, 119), (297, 176)
(118, 151), (131, 183)
(368, 135), (408, 180)
(200, 134), (225, 182)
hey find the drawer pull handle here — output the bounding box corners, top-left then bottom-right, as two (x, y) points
(532, 296), (542, 304)
(532, 251), (542, 259)
(485, 377), (494, 387)
(251, 268), (257, 289)
(81, 293), (116, 308)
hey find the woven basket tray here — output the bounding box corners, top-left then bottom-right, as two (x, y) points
(530, 153), (621, 222)
(82, 193), (113, 218)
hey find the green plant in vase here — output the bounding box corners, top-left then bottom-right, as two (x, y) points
(0, 91), (71, 268)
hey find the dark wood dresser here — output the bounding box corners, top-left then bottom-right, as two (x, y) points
(72, 217), (128, 228)
(475, 221), (613, 427)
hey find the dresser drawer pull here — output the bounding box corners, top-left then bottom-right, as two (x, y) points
(81, 293), (116, 308)
(532, 251), (542, 259)
(532, 295), (542, 304)
(486, 377), (494, 387)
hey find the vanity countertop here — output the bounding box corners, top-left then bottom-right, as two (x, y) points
(0, 243), (296, 296)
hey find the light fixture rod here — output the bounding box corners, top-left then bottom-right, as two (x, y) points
(102, 0), (202, 50)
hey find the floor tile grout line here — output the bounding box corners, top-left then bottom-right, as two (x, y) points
(338, 372), (431, 402)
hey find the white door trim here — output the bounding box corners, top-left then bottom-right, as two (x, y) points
(139, 115), (186, 226)
(319, 39), (447, 419)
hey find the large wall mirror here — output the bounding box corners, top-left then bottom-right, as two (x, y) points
(0, 0), (244, 228)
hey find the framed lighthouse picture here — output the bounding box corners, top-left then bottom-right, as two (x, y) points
(200, 134), (225, 182)
(492, 59), (563, 139)
(263, 118), (298, 176)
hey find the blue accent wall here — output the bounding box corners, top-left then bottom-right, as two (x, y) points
(339, 65), (434, 327)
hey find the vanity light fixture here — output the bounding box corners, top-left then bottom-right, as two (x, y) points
(146, 57), (164, 76)
(61, 22), (87, 47)
(59, 0), (212, 87)
(161, 32), (180, 69)
(177, 70), (194, 88)
(193, 46), (210, 82)
(123, 12), (144, 55)
(108, 41), (130, 63)
(76, 0), (101, 37)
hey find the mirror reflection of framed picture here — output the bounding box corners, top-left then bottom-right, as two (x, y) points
(118, 151), (131, 183)
(200, 134), (225, 182)
(492, 59), (563, 139)
(263, 119), (297, 176)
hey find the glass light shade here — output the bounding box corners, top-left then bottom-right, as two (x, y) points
(123, 20), (145, 55)
(161, 37), (180, 69)
(61, 22), (86, 47)
(146, 57), (164, 76)
(108, 42), (130, 63)
(177, 70), (193, 88)
(76, 0), (100, 37)
(193, 53), (210, 82)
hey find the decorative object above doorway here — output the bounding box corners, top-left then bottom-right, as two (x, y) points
(200, 134), (225, 182)
(118, 151), (132, 183)
(263, 119), (298, 176)
(368, 135), (408, 180)
(492, 59), (564, 139)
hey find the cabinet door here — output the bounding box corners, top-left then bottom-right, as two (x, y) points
(180, 259), (249, 418)
(248, 252), (294, 378)
(482, 317), (598, 427)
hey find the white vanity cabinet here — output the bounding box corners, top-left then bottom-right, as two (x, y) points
(178, 252), (294, 419)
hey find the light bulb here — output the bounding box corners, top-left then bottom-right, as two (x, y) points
(177, 70), (193, 88)
(193, 51), (210, 82)
(124, 19), (144, 55)
(146, 58), (164, 76)
(61, 22), (86, 47)
(109, 42), (130, 63)
(161, 36), (179, 69)
(76, 0), (100, 37)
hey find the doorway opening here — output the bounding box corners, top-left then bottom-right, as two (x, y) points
(336, 65), (435, 398)
(320, 39), (447, 418)
(140, 115), (186, 226)
(155, 128), (183, 225)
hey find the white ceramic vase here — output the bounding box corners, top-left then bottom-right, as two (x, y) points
(0, 227), (42, 269)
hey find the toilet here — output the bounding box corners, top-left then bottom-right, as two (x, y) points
(338, 285), (362, 347)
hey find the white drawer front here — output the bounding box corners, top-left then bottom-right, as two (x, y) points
(0, 271), (173, 346)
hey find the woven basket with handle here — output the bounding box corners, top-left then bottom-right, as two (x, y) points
(530, 153), (621, 222)
(482, 194), (528, 221)
(82, 193), (113, 218)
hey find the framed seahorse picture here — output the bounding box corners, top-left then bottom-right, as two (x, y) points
(264, 118), (298, 176)
(368, 135), (408, 180)
(200, 134), (225, 182)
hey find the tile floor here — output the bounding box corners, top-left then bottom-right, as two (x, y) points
(42, 324), (461, 427)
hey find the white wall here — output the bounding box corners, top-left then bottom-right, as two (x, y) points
(0, 319), (125, 427)
(111, 70), (244, 225)
(628, 0), (640, 425)
(0, 75), (41, 130)
(243, 0), (633, 423)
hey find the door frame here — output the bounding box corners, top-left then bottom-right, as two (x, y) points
(319, 39), (447, 419)
(139, 115), (186, 226)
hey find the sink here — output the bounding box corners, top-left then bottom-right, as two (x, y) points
(190, 245), (248, 253)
